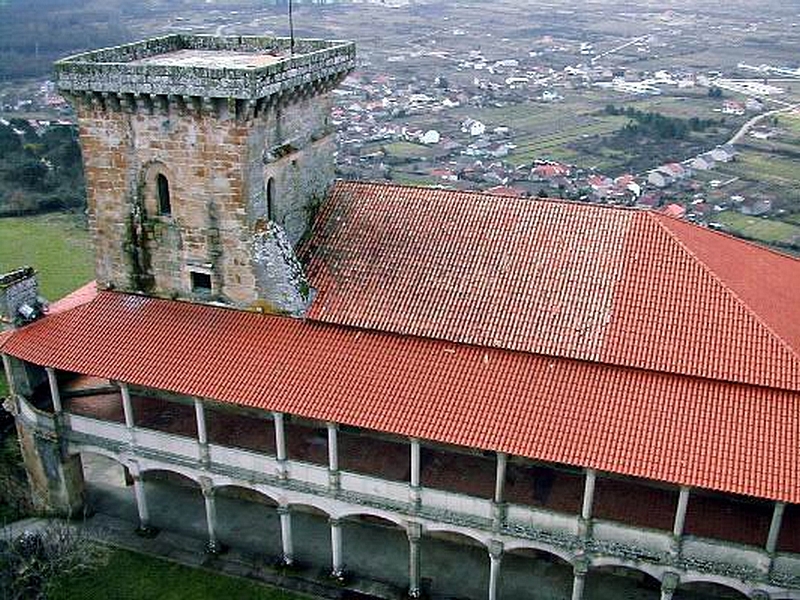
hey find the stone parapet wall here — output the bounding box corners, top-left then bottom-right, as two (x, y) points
(55, 34), (355, 100)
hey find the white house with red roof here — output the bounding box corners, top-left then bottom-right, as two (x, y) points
(3, 35), (800, 600)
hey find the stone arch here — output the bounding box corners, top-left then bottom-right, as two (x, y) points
(589, 556), (666, 582)
(503, 539), (574, 565)
(334, 507), (405, 528)
(677, 576), (752, 598)
(214, 484), (280, 507)
(423, 523), (488, 548)
(288, 501), (333, 518)
(140, 467), (201, 487)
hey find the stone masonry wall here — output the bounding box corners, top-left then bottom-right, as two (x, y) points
(76, 89), (334, 308)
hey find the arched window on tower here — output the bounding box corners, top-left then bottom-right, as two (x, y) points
(156, 173), (171, 216)
(266, 177), (275, 222)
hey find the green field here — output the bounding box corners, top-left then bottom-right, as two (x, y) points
(715, 211), (800, 244)
(49, 547), (308, 600)
(0, 212), (93, 300)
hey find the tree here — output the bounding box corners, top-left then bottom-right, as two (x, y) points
(0, 522), (108, 600)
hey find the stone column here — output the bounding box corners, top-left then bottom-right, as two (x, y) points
(1, 355), (17, 395)
(330, 518), (344, 578)
(672, 486), (690, 555)
(194, 398), (209, 464)
(278, 505), (294, 565)
(492, 452), (508, 531)
(673, 487), (690, 537)
(766, 501), (786, 555)
(129, 463), (156, 536)
(200, 478), (221, 554)
(273, 412), (288, 479)
(488, 540), (503, 600)
(407, 522), (422, 598)
(410, 438), (421, 506)
(45, 367), (62, 414)
(120, 382), (135, 429)
(579, 469), (596, 537)
(660, 572), (679, 600)
(571, 559), (589, 600)
(327, 422), (340, 489)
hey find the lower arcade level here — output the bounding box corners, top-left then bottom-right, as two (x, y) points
(4, 358), (800, 600)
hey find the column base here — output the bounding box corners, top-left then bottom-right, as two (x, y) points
(329, 569), (347, 584)
(135, 525), (159, 539)
(205, 540), (226, 555)
(408, 587), (422, 599)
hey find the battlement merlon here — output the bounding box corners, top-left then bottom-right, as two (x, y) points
(54, 34), (356, 102)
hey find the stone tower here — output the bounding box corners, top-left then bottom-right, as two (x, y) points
(56, 35), (355, 314)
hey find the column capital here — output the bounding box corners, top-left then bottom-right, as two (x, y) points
(199, 476), (214, 497)
(661, 571), (680, 593)
(277, 505), (291, 516)
(406, 521), (422, 541)
(329, 517), (342, 527)
(488, 539), (503, 560)
(572, 556), (590, 576)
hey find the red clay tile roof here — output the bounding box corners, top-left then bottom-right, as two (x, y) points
(303, 181), (800, 391)
(47, 281), (97, 314)
(3, 291), (800, 503)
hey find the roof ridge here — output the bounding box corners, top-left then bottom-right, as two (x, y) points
(646, 211), (800, 376)
(334, 178), (645, 214)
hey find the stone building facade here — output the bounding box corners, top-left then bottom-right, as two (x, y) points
(57, 34), (354, 313)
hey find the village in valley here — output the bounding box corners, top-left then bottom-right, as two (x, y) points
(3, 0), (800, 249)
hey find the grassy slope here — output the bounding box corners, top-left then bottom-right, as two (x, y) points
(0, 212), (94, 300)
(49, 548), (309, 600)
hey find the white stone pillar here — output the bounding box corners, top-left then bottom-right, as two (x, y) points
(194, 398), (210, 464)
(410, 438), (421, 506)
(194, 398), (208, 444)
(45, 367), (62, 414)
(488, 540), (503, 600)
(571, 560), (588, 600)
(201, 479), (220, 554)
(120, 382), (135, 429)
(327, 422), (339, 488)
(410, 438), (421, 487)
(278, 505), (294, 565)
(673, 486), (690, 538)
(407, 522), (422, 598)
(330, 518), (344, 577)
(273, 412), (287, 461)
(494, 452), (507, 504)
(273, 412), (288, 479)
(132, 474), (150, 528)
(767, 501), (786, 554)
(581, 469), (596, 521)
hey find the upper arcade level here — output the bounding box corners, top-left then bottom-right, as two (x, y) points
(4, 357), (800, 599)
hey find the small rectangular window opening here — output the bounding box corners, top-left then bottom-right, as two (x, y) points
(190, 271), (212, 293)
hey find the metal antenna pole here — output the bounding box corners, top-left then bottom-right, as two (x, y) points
(288, 0), (295, 56)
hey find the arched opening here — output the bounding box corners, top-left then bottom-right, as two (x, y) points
(213, 485), (280, 558)
(339, 513), (408, 589)
(156, 173), (171, 215)
(501, 546), (573, 600)
(139, 469), (205, 540)
(286, 503), (332, 569)
(266, 177), (275, 221)
(585, 564), (662, 600)
(674, 580), (751, 599)
(421, 529), (489, 599)
(79, 451), (136, 523)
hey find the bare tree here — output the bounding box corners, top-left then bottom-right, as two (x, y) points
(0, 521), (109, 600)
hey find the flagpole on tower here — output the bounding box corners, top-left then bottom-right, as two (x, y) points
(288, 0), (295, 56)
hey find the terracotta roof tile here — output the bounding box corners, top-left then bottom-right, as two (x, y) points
(3, 291), (800, 503)
(303, 181), (800, 390)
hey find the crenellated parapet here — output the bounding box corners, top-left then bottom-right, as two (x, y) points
(55, 34), (355, 108)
